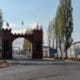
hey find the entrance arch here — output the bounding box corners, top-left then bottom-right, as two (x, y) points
(12, 38), (32, 59)
(2, 27), (43, 59)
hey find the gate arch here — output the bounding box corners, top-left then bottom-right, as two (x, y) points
(12, 37), (32, 59)
(2, 27), (43, 59)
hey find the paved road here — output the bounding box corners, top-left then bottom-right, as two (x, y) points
(0, 61), (80, 80)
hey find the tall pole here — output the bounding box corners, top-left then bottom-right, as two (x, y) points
(21, 21), (24, 33)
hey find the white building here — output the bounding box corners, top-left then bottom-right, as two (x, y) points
(43, 46), (50, 58)
(68, 41), (80, 58)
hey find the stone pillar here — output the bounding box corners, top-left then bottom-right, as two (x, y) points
(2, 29), (12, 59)
(32, 28), (43, 59)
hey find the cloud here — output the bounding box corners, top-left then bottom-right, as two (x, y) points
(12, 29), (26, 34)
(29, 21), (38, 29)
(3, 22), (27, 34)
(3, 21), (42, 32)
(29, 21), (48, 46)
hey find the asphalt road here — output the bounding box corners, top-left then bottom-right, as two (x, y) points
(0, 61), (80, 80)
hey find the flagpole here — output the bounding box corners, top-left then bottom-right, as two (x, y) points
(21, 21), (24, 33)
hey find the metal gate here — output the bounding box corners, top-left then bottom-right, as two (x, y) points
(12, 48), (32, 59)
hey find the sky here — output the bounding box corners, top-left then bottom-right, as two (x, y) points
(0, 0), (59, 29)
(0, 0), (80, 48)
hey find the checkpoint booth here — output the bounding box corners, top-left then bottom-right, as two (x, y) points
(50, 48), (57, 57)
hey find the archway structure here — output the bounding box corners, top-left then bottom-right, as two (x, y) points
(2, 26), (43, 59)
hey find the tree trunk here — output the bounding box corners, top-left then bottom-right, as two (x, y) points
(65, 48), (68, 59)
(59, 40), (62, 59)
(56, 39), (58, 59)
(53, 39), (54, 48)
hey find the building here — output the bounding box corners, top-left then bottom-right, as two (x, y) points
(68, 41), (80, 58)
(43, 46), (50, 58)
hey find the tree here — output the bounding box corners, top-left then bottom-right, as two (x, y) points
(54, 0), (73, 58)
(52, 6), (64, 50)
(0, 9), (3, 50)
(47, 20), (55, 48)
(47, 22), (51, 49)
(0, 9), (3, 28)
(54, 5), (65, 58)
(61, 0), (73, 58)
(23, 39), (31, 49)
(23, 29), (32, 50)
(47, 22), (51, 57)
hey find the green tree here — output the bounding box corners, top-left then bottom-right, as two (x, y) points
(54, 0), (73, 58)
(0, 9), (3, 50)
(47, 21), (51, 48)
(61, 0), (73, 58)
(23, 29), (32, 49)
(55, 5), (65, 58)
(52, 6), (64, 49)
(23, 39), (31, 49)
(47, 19), (55, 49)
